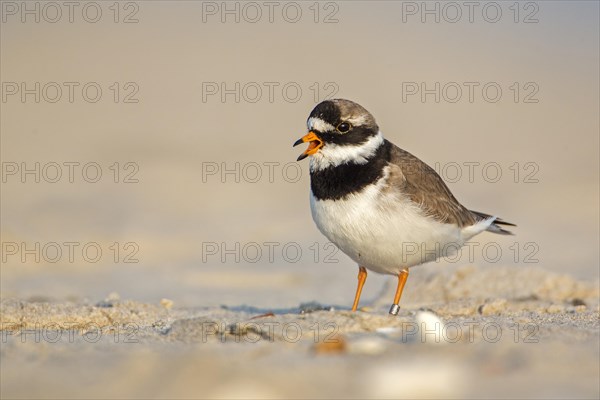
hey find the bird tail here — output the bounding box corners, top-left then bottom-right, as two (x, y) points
(470, 210), (516, 235)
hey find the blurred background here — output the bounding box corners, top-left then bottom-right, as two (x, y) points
(1, 1), (599, 398)
(2, 0), (598, 307)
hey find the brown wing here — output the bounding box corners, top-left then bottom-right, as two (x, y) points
(385, 141), (478, 227)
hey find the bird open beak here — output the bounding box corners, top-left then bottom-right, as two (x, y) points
(293, 131), (323, 161)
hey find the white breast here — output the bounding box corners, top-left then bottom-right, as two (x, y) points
(309, 170), (490, 275)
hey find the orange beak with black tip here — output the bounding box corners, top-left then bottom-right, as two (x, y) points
(293, 131), (323, 161)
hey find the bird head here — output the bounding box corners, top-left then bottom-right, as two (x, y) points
(294, 99), (382, 169)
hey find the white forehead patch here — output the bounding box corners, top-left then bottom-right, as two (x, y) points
(307, 117), (335, 132)
(346, 114), (368, 126)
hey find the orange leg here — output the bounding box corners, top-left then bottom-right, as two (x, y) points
(389, 268), (409, 315)
(351, 266), (368, 311)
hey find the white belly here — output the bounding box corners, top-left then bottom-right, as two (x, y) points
(310, 184), (486, 275)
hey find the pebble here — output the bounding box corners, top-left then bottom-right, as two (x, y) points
(299, 302), (329, 313)
(571, 298), (587, 307)
(416, 311), (446, 345)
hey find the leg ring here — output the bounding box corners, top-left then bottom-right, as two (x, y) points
(389, 304), (400, 315)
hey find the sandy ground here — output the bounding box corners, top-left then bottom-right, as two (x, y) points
(2, 265), (599, 399)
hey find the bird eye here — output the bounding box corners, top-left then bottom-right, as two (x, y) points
(337, 122), (351, 133)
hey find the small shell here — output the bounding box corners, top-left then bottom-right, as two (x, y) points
(415, 311), (446, 345)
